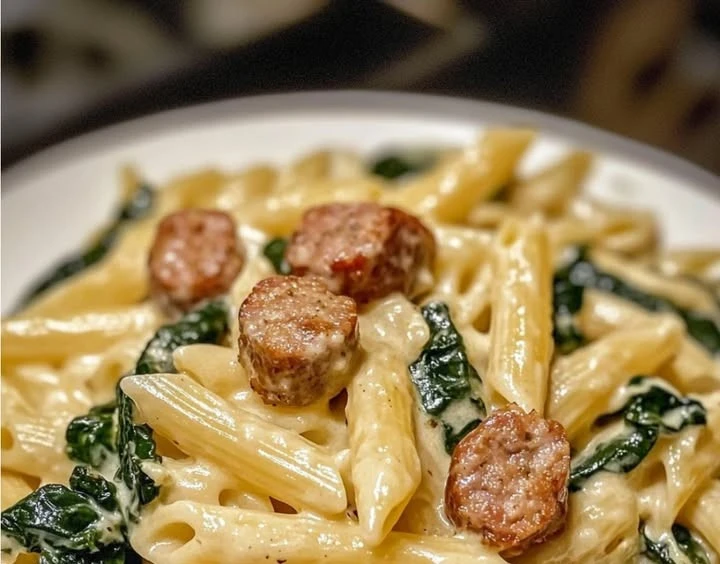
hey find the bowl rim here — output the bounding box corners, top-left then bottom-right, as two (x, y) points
(3, 90), (718, 198)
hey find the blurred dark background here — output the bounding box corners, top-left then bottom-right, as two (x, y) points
(3, 0), (720, 171)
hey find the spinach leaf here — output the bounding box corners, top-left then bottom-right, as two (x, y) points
(442, 419), (481, 453)
(263, 238), (291, 275)
(613, 377), (706, 432)
(552, 247), (720, 355)
(569, 376), (706, 491)
(134, 299), (229, 376)
(369, 151), (437, 181)
(20, 184), (154, 305)
(410, 302), (485, 454)
(2, 301), (231, 563)
(1, 468), (127, 564)
(672, 524), (711, 564)
(569, 425), (657, 491)
(640, 522), (711, 564)
(66, 402), (117, 468)
(552, 257), (588, 354)
(119, 298), (230, 518)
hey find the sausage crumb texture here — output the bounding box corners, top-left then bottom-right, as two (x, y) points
(237, 275), (359, 407)
(148, 209), (245, 313)
(286, 202), (436, 303)
(444, 403), (571, 556)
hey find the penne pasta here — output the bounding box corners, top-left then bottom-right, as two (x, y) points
(485, 218), (552, 413)
(121, 373), (347, 515)
(131, 501), (508, 564)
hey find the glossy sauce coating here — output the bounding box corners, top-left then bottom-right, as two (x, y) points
(237, 275), (359, 407)
(148, 209), (244, 313)
(445, 403), (570, 556)
(286, 202), (436, 303)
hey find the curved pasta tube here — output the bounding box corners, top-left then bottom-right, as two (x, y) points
(19, 222), (155, 318)
(235, 178), (383, 235)
(154, 457), (273, 512)
(591, 249), (718, 314)
(346, 351), (421, 545)
(579, 291), (720, 393)
(173, 344), (349, 451)
(486, 218), (552, 413)
(1, 471), (35, 510)
(1, 412), (76, 484)
(509, 151), (592, 216)
(131, 501), (508, 564)
(547, 318), (683, 439)
(121, 373), (347, 515)
(1, 304), (162, 363)
(382, 129), (535, 223)
(680, 479), (720, 553)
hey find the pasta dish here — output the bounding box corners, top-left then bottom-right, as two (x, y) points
(2, 128), (719, 564)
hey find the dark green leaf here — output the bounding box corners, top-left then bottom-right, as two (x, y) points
(0, 475), (126, 563)
(20, 184), (154, 304)
(409, 302), (485, 454)
(263, 238), (291, 275)
(69, 467), (119, 512)
(134, 299), (229, 375)
(369, 151), (437, 181)
(569, 425), (658, 491)
(552, 247), (720, 355)
(571, 377), (706, 491)
(66, 402), (117, 468)
(443, 419), (481, 453)
(672, 524), (711, 564)
(620, 383), (706, 432)
(118, 299), (230, 519)
(640, 522), (711, 564)
(410, 302), (483, 415)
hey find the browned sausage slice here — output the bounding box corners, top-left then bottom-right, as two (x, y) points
(148, 209), (245, 313)
(237, 275), (359, 407)
(285, 202), (436, 303)
(444, 403), (570, 556)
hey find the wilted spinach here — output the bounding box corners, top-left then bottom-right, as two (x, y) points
(640, 522), (711, 564)
(263, 238), (291, 275)
(552, 247), (720, 355)
(569, 377), (706, 491)
(4, 300), (230, 562)
(369, 150), (438, 181)
(409, 302), (485, 453)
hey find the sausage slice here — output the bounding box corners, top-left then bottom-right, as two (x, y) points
(445, 403), (570, 556)
(237, 276), (359, 406)
(148, 209), (245, 313)
(286, 202), (436, 303)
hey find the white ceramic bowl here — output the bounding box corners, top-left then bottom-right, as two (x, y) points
(3, 91), (719, 313)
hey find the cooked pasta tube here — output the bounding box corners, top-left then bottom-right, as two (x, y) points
(121, 373), (347, 515)
(346, 350), (421, 545)
(382, 129), (534, 223)
(236, 177), (383, 235)
(131, 501), (508, 564)
(1, 304), (162, 363)
(486, 218), (552, 413)
(19, 222), (155, 318)
(547, 318), (683, 439)
(680, 479), (720, 552)
(580, 291), (720, 392)
(0, 471), (35, 510)
(591, 248), (718, 314)
(509, 151), (592, 216)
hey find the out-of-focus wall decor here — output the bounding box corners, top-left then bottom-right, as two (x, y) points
(2, 0), (719, 172)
